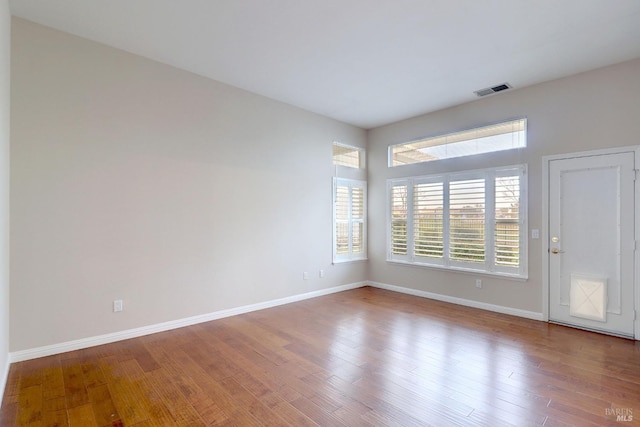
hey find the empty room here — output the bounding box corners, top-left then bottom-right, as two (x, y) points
(1, 1), (640, 426)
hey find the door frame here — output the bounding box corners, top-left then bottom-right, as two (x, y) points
(542, 146), (640, 340)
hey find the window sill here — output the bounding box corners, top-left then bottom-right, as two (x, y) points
(386, 259), (528, 282)
(333, 257), (368, 265)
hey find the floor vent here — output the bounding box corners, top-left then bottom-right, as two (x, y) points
(474, 82), (512, 97)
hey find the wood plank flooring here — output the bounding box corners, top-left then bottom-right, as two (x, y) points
(1, 286), (639, 426)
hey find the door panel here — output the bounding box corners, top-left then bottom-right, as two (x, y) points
(548, 152), (635, 337)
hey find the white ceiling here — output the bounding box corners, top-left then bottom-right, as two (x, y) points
(9, 0), (640, 129)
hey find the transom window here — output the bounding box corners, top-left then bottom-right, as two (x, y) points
(389, 118), (526, 166)
(387, 165), (527, 278)
(333, 142), (365, 169)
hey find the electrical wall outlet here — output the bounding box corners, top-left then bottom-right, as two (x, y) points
(303, 272), (309, 280)
(319, 269), (325, 278)
(475, 279), (482, 289)
(113, 299), (123, 312)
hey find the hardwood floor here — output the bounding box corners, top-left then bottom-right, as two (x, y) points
(1, 286), (639, 426)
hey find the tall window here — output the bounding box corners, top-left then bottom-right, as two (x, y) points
(333, 178), (367, 263)
(387, 165), (527, 277)
(389, 118), (526, 166)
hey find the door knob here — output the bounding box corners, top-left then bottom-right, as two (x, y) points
(550, 248), (564, 254)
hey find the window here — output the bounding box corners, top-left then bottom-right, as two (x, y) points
(333, 178), (367, 263)
(387, 165), (527, 278)
(333, 142), (365, 169)
(389, 118), (526, 166)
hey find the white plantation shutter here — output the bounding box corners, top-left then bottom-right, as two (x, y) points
(333, 178), (367, 263)
(413, 180), (444, 263)
(389, 182), (409, 260)
(449, 178), (486, 265)
(351, 186), (364, 254)
(495, 175), (520, 266)
(493, 168), (526, 275)
(335, 184), (349, 256)
(386, 165), (527, 278)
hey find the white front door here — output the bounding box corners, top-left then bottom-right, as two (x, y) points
(548, 151), (636, 337)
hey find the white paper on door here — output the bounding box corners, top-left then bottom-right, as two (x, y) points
(569, 274), (607, 322)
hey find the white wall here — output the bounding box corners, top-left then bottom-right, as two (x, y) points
(10, 18), (367, 352)
(367, 59), (640, 314)
(0, 0), (10, 389)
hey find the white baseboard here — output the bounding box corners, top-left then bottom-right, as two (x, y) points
(8, 280), (544, 363)
(10, 282), (367, 363)
(368, 281), (544, 321)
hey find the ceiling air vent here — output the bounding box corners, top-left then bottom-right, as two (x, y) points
(474, 83), (512, 97)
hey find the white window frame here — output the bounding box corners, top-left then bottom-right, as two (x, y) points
(333, 178), (367, 263)
(386, 164), (527, 279)
(333, 142), (366, 169)
(388, 118), (527, 167)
